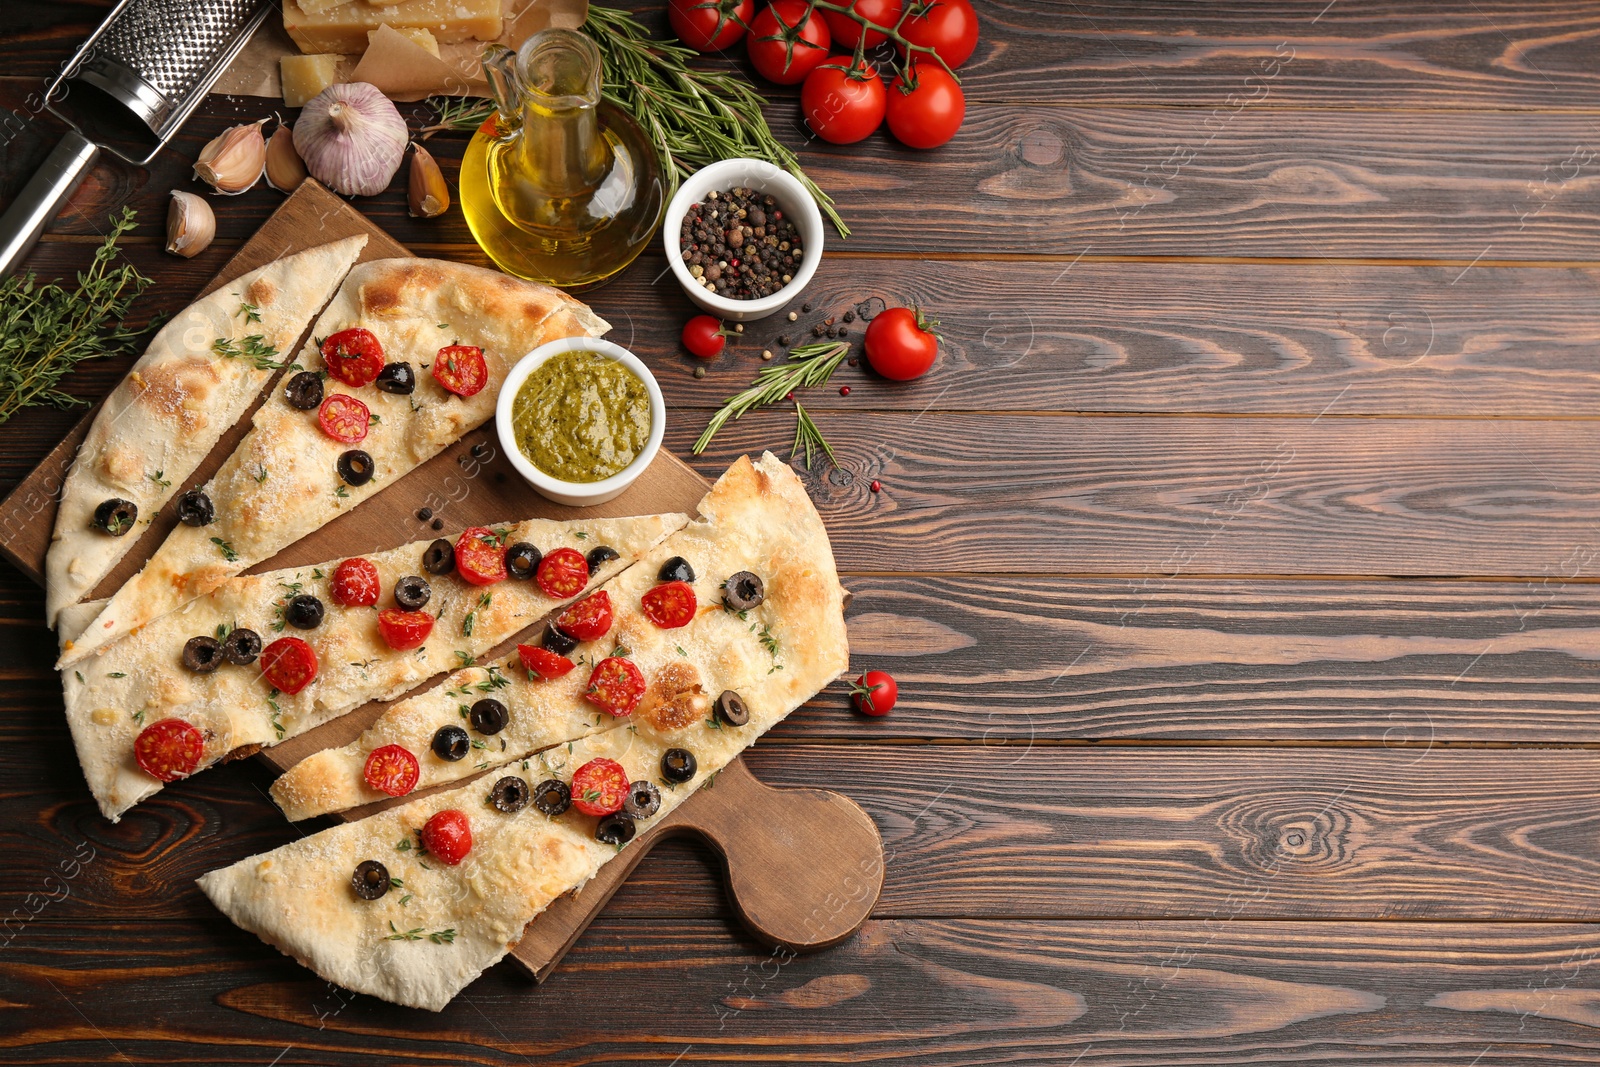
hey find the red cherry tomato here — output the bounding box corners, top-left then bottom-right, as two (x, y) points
(260, 636), (318, 695)
(681, 315), (728, 360)
(571, 758), (629, 816)
(822, 0), (902, 48)
(641, 580), (698, 629)
(133, 718), (204, 782)
(900, 0), (979, 68)
(330, 557), (381, 607)
(364, 744), (420, 796)
(747, 0), (830, 84)
(518, 643), (576, 679)
(864, 305), (940, 380)
(802, 57), (887, 145)
(320, 327), (386, 387)
(668, 0), (753, 50)
(454, 526), (507, 586)
(536, 547), (589, 599)
(557, 591), (613, 642)
(432, 344), (488, 397)
(584, 656), (647, 716)
(377, 608), (434, 651)
(421, 808), (473, 864)
(851, 669), (898, 716)
(886, 60), (965, 149)
(317, 393), (370, 444)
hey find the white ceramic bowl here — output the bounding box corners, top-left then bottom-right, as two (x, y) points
(495, 337), (665, 507)
(662, 157), (824, 322)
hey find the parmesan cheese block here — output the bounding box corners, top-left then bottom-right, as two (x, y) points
(284, 0), (502, 54)
(369, 24), (440, 57)
(280, 53), (341, 107)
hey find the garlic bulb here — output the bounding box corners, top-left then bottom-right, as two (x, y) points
(293, 82), (408, 197)
(265, 123), (307, 193)
(194, 118), (267, 195)
(166, 191), (215, 258)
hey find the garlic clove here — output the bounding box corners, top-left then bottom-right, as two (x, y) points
(293, 82), (409, 198)
(166, 190), (215, 258)
(194, 118), (268, 195)
(265, 124), (307, 193)
(407, 142), (450, 218)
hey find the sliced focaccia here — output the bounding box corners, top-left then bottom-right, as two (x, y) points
(64, 513), (685, 821)
(45, 235), (368, 628)
(198, 453), (847, 1011)
(58, 259), (608, 667)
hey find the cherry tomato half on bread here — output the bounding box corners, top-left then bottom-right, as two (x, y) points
(899, 0), (979, 68)
(330, 557), (381, 607)
(432, 345), (488, 397)
(802, 57), (887, 145)
(377, 608), (433, 650)
(557, 591), (613, 641)
(851, 669), (898, 716)
(747, 0), (830, 84)
(318, 393), (370, 444)
(886, 60), (965, 149)
(641, 580), (698, 629)
(864, 305), (941, 380)
(364, 744), (420, 797)
(421, 809), (473, 864)
(518, 643), (575, 679)
(134, 718), (204, 782)
(260, 636), (318, 694)
(669, 0), (752, 51)
(822, 0), (902, 48)
(571, 758), (629, 816)
(682, 315), (727, 359)
(320, 327), (385, 387)
(454, 527), (507, 585)
(536, 547), (589, 599)
(584, 656), (646, 716)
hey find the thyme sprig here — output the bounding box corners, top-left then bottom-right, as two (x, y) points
(694, 340), (848, 461)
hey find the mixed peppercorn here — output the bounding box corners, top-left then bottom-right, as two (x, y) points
(679, 187), (803, 301)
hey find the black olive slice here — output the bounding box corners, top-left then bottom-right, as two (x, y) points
(505, 542), (542, 580)
(284, 370), (324, 410)
(722, 571), (765, 611)
(374, 361), (416, 394)
(337, 449), (374, 487)
(596, 812), (636, 846)
(181, 635), (223, 673)
(175, 489), (215, 527)
(221, 627), (263, 665)
(432, 724), (470, 761)
(622, 780), (660, 820)
(714, 690), (750, 727)
(661, 748), (697, 783)
(585, 545), (620, 571)
(659, 556), (695, 583)
(423, 538), (455, 575)
(489, 776), (530, 813)
(352, 860), (390, 900)
(93, 498), (137, 536)
(469, 698), (509, 735)
(284, 594), (325, 630)
(532, 779), (571, 816)
(541, 623), (578, 656)
(393, 575), (431, 611)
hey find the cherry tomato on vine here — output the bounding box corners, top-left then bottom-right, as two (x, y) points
(682, 315), (729, 359)
(864, 305), (940, 379)
(822, 0), (902, 49)
(802, 57), (887, 145)
(668, 0), (754, 51)
(747, 0), (831, 85)
(899, 0), (979, 68)
(885, 60), (965, 149)
(851, 669), (898, 716)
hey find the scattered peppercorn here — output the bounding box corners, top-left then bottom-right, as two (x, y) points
(842, 311), (855, 323)
(417, 507), (433, 521)
(733, 323), (744, 333)
(432, 518), (444, 531)
(839, 386), (851, 396)
(787, 311), (798, 322)
(471, 442), (491, 459)
(786, 392), (795, 401)
(848, 357), (859, 366)
(812, 324), (825, 337)
(679, 187), (802, 300)
(778, 335), (791, 346)
(693, 365), (706, 379)
(870, 480), (882, 493)
(837, 327), (848, 337)
(803, 302), (813, 312)
(761, 349), (774, 360)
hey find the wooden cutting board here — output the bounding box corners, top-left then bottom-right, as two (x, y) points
(0, 180), (880, 981)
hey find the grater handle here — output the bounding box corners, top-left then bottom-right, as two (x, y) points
(0, 129), (100, 279)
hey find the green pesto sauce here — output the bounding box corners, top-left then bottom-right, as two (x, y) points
(511, 350), (651, 483)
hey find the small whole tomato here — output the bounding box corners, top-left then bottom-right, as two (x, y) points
(886, 60), (965, 149)
(851, 669), (898, 716)
(668, 0), (753, 51)
(822, 0), (902, 48)
(899, 0), (979, 68)
(134, 718), (205, 782)
(864, 305), (940, 380)
(421, 808), (473, 864)
(377, 608), (433, 651)
(681, 315), (729, 359)
(330, 557), (381, 607)
(747, 0), (830, 84)
(260, 636), (318, 694)
(571, 757), (630, 816)
(320, 327), (386, 387)
(802, 57), (887, 145)
(364, 744), (420, 797)
(432, 344), (488, 397)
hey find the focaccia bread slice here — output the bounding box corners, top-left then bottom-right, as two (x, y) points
(272, 452), (822, 819)
(198, 453), (847, 1010)
(64, 513), (685, 822)
(59, 259), (608, 667)
(44, 235), (368, 628)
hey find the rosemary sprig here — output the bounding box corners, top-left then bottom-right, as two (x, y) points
(791, 400), (837, 470)
(417, 95), (495, 138)
(694, 340), (849, 458)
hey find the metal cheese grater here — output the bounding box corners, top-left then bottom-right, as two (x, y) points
(0, 0), (271, 277)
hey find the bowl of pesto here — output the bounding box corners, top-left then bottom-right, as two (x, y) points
(495, 336), (665, 507)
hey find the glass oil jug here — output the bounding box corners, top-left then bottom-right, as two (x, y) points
(461, 29), (664, 290)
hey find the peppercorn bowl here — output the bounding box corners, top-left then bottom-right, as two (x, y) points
(663, 157), (825, 322)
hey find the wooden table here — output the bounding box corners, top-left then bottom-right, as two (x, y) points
(5, 2), (1600, 1062)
